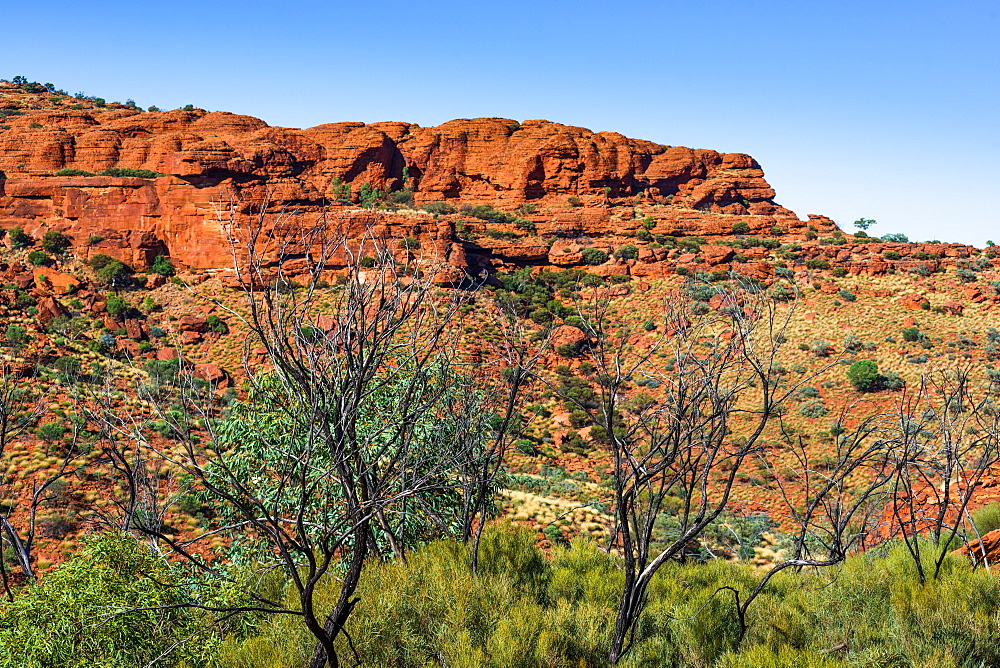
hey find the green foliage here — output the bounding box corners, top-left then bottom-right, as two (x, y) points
(214, 532), (1000, 668)
(211, 370), (491, 561)
(805, 258), (830, 270)
(7, 226), (31, 249)
(105, 294), (132, 319)
(901, 326), (922, 342)
(401, 236), (420, 249)
(0, 532), (208, 667)
(614, 245), (639, 261)
(847, 359), (880, 391)
(149, 254), (175, 276)
(41, 229), (71, 254)
(422, 201), (454, 215)
(53, 168), (95, 177)
(4, 324), (27, 345)
(36, 421), (67, 442)
(27, 250), (49, 266)
(581, 247), (609, 265)
(881, 233), (910, 243)
(971, 503), (1000, 536)
(51, 355), (82, 379)
(358, 182), (384, 208)
(206, 315), (229, 334)
(98, 167), (162, 178)
(731, 221), (750, 234)
(329, 177), (352, 202)
(798, 399), (828, 418)
(90, 254), (133, 287)
(459, 204), (535, 233)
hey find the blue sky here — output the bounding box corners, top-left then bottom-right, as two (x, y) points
(5, 0), (997, 246)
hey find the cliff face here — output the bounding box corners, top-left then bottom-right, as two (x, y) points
(0, 83), (832, 272)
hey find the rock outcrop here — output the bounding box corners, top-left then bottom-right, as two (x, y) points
(0, 83), (836, 274)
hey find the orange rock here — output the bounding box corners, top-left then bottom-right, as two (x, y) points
(943, 300), (964, 316)
(900, 294), (930, 310)
(32, 267), (78, 294)
(954, 528), (1000, 568)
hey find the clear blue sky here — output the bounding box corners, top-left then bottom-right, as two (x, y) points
(5, 0), (998, 246)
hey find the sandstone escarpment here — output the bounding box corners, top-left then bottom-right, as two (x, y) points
(0, 83), (836, 273)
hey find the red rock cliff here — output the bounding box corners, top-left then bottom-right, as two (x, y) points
(0, 83), (834, 271)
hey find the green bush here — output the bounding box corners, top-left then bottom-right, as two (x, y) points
(105, 294), (132, 320)
(27, 250), (50, 266)
(98, 167), (162, 178)
(5, 324), (27, 345)
(41, 229), (71, 254)
(901, 326), (921, 342)
(847, 359), (880, 391)
(0, 532), (207, 666)
(53, 168), (95, 177)
(149, 254), (175, 276)
(206, 315), (229, 334)
(731, 221), (750, 234)
(614, 245), (639, 261)
(805, 258), (830, 270)
(90, 254), (133, 287)
(581, 247), (608, 265)
(7, 226), (32, 249)
(971, 503), (1000, 536)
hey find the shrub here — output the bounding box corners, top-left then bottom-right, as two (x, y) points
(971, 503), (1000, 536)
(581, 247), (608, 265)
(567, 196), (583, 207)
(40, 229), (71, 254)
(5, 324), (27, 345)
(105, 295), (131, 320)
(529, 308), (553, 326)
(883, 250), (902, 260)
(847, 359), (880, 391)
(98, 167), (161, 178)
(53, 168), (95, 177)
(51, 355), (82, 379)
(805, 258), (830, 270)
(27, 250), (50, 266)
(614, 245), (639, 261)
(7, 226), (31, 249)
(881, 233), (910, 243)
(837, 289), (856, 302)
(798, 399), (829, 418)
(149, 255), (174, 276)
(956, 268), (978, 283)
(401, 236), (420, 249)
(731, 221), (750, 234)
(36, 422), (67, 442)
(90, 255), (133, 287)
(811, 340), (834, 357)
(901, 326), (921, 342)
(206, 315), (229, 334)
(422, 202), (454, 215)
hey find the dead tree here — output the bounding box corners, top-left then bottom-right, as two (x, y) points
(721, 411), (901, 642)
(551, 279), (821, 664)
(890, 365), (1000, 581)
(107, 195), (528, 668)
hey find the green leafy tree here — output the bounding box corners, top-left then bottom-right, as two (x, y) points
(854, 218), (877, 231)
